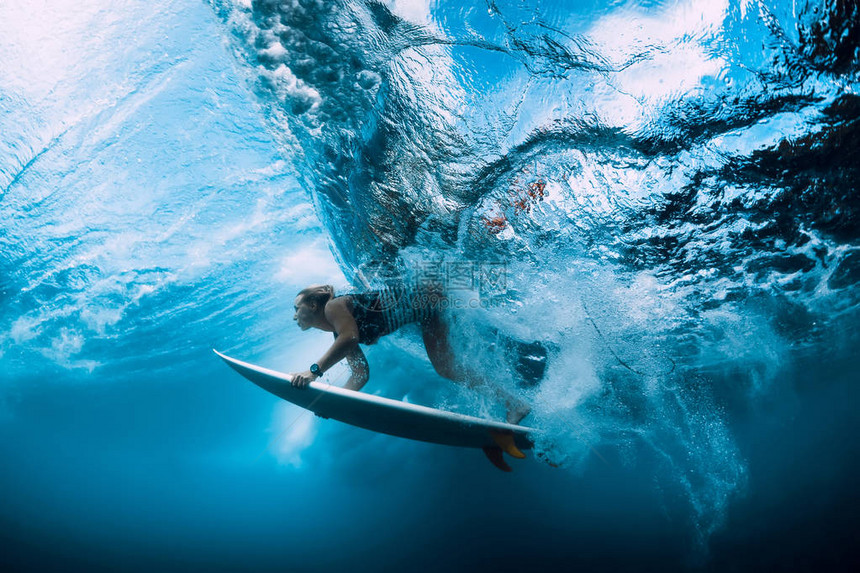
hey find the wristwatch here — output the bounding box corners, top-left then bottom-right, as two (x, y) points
(310, 363), (322, 378)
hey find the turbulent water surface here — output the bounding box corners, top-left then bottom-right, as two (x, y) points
(2, 1), (858, 571)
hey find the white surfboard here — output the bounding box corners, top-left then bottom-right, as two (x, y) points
(214, 350), (535, 454)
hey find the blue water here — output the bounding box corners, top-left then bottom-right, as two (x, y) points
(2, 0), (858, 571)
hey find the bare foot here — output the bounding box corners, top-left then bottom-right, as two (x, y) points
(506, 401), (531, 425)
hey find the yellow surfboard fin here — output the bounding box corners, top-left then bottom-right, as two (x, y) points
(490, 430), (526, 459)
(482, 446), (513, 471)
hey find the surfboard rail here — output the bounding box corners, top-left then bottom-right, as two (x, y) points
(214, 350), (536, 454)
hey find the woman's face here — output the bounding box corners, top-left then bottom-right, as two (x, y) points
(293, 296), (317, 330)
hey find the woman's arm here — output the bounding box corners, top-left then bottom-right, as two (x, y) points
(344, 345), (369, 391)
(291, 297), (362, 388)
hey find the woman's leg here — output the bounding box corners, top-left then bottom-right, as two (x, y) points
(420, 312), (461, 382)
(421, 313), (530, 424)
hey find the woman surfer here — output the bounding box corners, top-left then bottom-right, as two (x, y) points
(289, 284), (532, 424)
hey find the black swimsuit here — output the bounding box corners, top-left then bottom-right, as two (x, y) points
(334, 288), (438, 344)
(333, 288), (549, 387)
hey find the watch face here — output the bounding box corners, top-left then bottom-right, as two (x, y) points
(311, 364), (320, 375)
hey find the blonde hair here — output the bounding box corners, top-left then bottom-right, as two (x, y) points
(297, 284), (335, 309)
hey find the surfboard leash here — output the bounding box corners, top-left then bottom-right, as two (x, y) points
(253, 371), (347, 463)
(581, 299), (676, 377)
